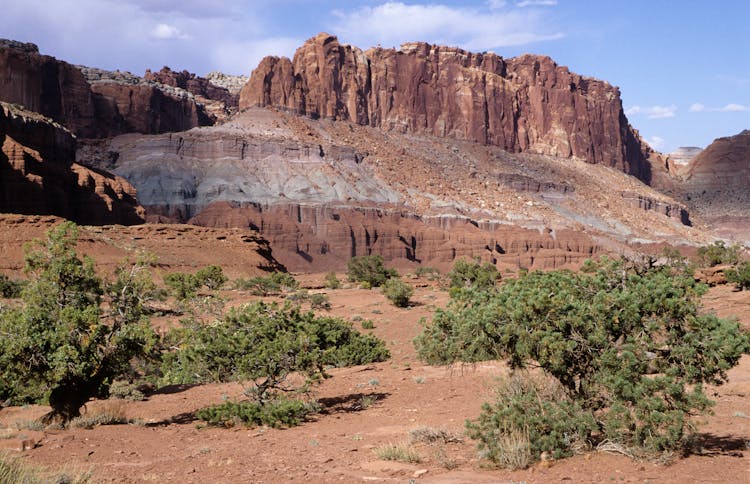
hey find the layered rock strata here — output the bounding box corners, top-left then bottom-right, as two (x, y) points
(0, 102), (144, 224)
(0, 40), (214, 138)
(241, 33), (652, 181)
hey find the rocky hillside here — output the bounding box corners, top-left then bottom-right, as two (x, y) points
(680, 130), (750, 240)
(0, 102), (144, 225)
(241, 33), (653, 182)
(0, 40), (222, 138)
(79, 106), (700, 272)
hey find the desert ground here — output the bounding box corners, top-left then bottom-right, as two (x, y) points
(1, 268), (749, 483)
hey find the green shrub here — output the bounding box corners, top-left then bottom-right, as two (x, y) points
(234, 271), (298, 296)
(448, 258), (499, 291)
(726, 261), (750, 290)
(414, 266), (441, 278)
(696, 241), (742, 267)
(466, 373), (595, 467)
(324, 272), (341, 289)
(309, 293), (331, 310)
(108, 380), (145, 401)
(347, 255), (397, 287)
(164, 272), (200, 300)
(196, 398), (320, 428)
(415, 257), (750, 457)
(0, 223), (159, 423)
(0, 275), (24, 298)
(382, 278), (414, 307)
(161, 302), (389, 400)
(195, 265), (228, 290)
(361, 319), (375, 329)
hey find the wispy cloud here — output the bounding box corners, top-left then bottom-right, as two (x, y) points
(690, 102), (748, 113)
(625, 105), (677, 119)
(150, 23), (187, 40)
(516, 0), (558, 7)
(647, 136), (665, 150)
(330, 2), (563, 52)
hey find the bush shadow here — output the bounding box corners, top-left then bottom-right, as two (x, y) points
(317, 392), (389, 414)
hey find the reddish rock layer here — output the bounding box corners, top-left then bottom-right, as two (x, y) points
(189, 201), (602, 272)
(0, 40), (213, 138)
(241, 33), (652, 181)
(144, 66), (237, 109)
(0, 103), (144, 225)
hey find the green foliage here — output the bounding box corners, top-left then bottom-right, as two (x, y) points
(324, 271), (341, 289)
(234, 271), (298, 296)
(0, 274), (24, 298)
(381, 278), (414, 307)
(164, 272), (200, 300)
(466, 373), (596, 467)
(196, 398), (320, 428)
(161, 301), (389, 403)
(696, 241), (741, 267)
(309, 293), (331, 310)
(195, 265), (227, 290)
(347, 255), (397, 287)
(415, 257), (750, 457)
(0, 222), (159, 423)
(361, 319), (375, 329)
(414, 266), (441, 278)
(726, 261), (750, 290)
(448, 258), (499, 291)
(108, 380), (145, 401)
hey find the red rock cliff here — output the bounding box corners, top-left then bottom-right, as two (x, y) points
(240, 33), (651, 181)
(0, 40), (214, 138)
(0, 102), (144, 224)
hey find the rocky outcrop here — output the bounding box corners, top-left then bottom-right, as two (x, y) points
(669, 146), (702, 166)
(206, 72), (250, 95)
(0, 40), (104, 138)
(680, 130), (750, 239)
(189, 201), (601, 272)
(619, 191), (690, 225)
(144, 67), (237, 109)
(0, 102), (144, 224)
(0, 39), (214, 138)
(241, 33), (652, 181)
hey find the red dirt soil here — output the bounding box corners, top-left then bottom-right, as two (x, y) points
(1, 275), (749, 483)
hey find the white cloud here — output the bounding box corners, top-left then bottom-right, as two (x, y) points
(625, 105), (676, 119)
(648, 136), (665, 150)
(516, 0), (558, 7)
(689, 102), (748, 113)
(330, 2), (563, 52)
(721, 103), (748, 112)
(150, 23), (187, 40)
(212, 37), (302, 76)
(487, 0), (507, 8)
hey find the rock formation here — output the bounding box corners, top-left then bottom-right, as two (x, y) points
(0, 40), (215, 138)
(144, 66), (237, 110)
(0, 102), (144, 225)
(680, 130), (750, 239)
(241, 33), (652, 181)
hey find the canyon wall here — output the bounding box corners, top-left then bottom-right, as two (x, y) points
(0, 102), (144, 225)
(241, 33), (652, 181)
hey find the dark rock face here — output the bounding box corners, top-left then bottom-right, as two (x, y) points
(0, 40), (213, 138)
(0, 102), (144, 225)
(240, 33), (652, 181)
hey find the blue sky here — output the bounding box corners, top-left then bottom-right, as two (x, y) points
(2, 0), (748, 152)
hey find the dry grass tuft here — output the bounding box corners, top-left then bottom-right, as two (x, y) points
(374, 442), (422, 463)
(409, 426), (463, 445)
(68, 400), (130, 429)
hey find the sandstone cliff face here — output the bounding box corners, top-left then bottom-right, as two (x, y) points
(144, 67), (237, 109)
(0, 40), (214, 138)
(189, 201), (601, 272)
(0, 102), (144, 224)
(680, 130), (750, 239)
(240, 33), (652, 181)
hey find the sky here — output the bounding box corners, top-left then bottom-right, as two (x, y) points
(2, 0), (748, 152)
